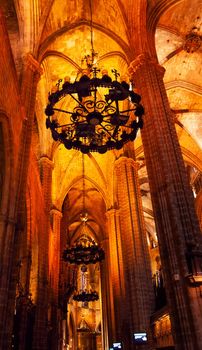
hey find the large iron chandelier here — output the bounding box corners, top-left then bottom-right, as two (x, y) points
(45, 72), (144, 154)
(45, 1), (144, 154)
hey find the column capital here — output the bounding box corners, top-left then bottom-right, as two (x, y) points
(39, 155), (54, 169)
(128, 53), (165, 79)
(23, 53), (43, 77)
(115, 156), (139, 170)
(105, 207), (120, 219)
(50, 208), (63, 218)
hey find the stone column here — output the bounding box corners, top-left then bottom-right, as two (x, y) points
(0, 219), (21, 350)
(129, 53), (202, 349)
(39, 156), (54, 211)
(32, 156), (53, 350)
(15, 254), (33, 350)
(113, 157), (153, 350)
(50, 208), (63, 350)
(100, 237), (112, 350)
(17, 53), (43, 220)
(50, 208), (62, 304)
(0, 51), (42, 349)
(106, 208), (125, 345)
(21, 53), (43, 115)
(61, 318), (68, 350)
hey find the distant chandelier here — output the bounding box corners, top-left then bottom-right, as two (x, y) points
(184, 32), (201, 53)
(63, 155), (105, 264)
(45, 0), (144, 154)
(73, 264), (99, 302)
(73, 289), (99, 302)
(62, 223), (105, 265)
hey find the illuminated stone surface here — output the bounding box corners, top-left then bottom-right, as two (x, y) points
(0, 0), (201, 349)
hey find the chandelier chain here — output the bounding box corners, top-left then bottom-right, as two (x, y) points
(89, 0), (94, 58)
(82, 154), (86, 213)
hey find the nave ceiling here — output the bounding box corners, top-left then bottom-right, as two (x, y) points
(1, 0), (202, 245)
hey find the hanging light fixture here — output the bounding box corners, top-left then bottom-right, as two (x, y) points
(73, 264), (99, 302)
(45, 0), (144, 154)
(63, 237), (102, 304)
(62, 231), (105, 265)
(73, 289), (99, 302)
(62, 154), (105, 265)
(184, 31), (201, 53)
(63, 156), (103, 302)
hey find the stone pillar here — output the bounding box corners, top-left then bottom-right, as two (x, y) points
(21, 53), (43, 115)
(129, 53), (202, 349)
(106, 208), (125, 345)
(17, 53), (43, 220)
(0, 50), (42, 349)
(15, 254), (33, 350)
(113, 157), (153, 350)
(50, 208), (63, 350)
(50, 208), (62, 303)
(100, 237), (112, 350)
(195, 192), (202, 232)
(0, 218), (18, 350)
(32, 156), (53, 350)
(39, 156), (54, 211)
(61, 318), (68, 350)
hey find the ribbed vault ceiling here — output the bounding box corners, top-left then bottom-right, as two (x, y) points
(2, 0), (201, 242)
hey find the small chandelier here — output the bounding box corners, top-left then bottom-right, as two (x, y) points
(45, 0), (144, 154)
(62, 223), (105, 265)
(73, 264), (99, 302)
(63, 155), (105, 265)
(184, 32), (201, 53)
(73, 289), (99, 302)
